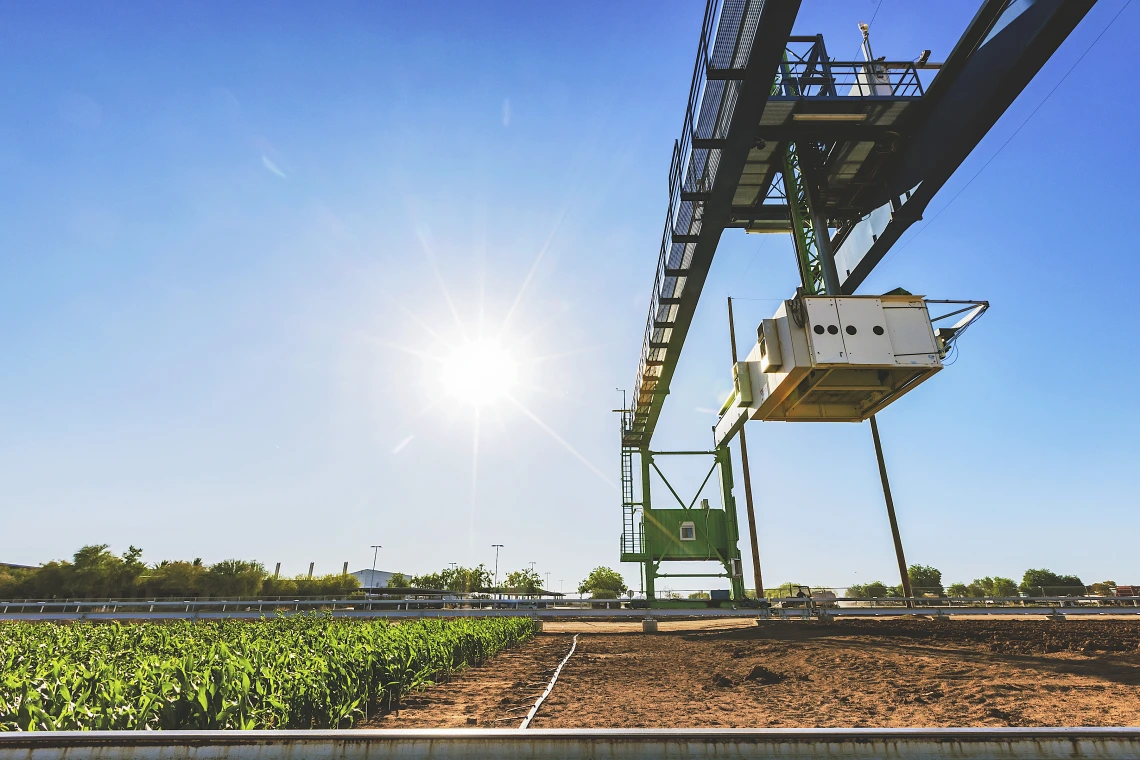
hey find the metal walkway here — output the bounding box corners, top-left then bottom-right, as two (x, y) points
(625, 0), (1093, 448)
(3, 728), (1139, 759)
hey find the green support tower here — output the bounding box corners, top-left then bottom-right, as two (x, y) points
(620, 410), (746, 606)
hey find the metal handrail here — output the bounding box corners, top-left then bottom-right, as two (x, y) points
(774, 60), (924, 98)
(0, 595), (625, 615)
(3, 594), (1136, 615)
(628, 0), (763, 441)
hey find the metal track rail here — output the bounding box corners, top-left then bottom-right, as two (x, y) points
(0, 607), (749, 622)
(4, 595), (1135, 614)
(825, 607), (1140, 618)
(4, 606), (1140, 622)
(2, 728), (1138, 759)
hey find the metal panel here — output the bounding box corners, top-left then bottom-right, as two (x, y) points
(834, 297), (893, 364)
(758, 318), (783, 371)
(644, 508), (730, 561)
(803, 298), (846, 364)
(733, 361), (753, 405)
(882, 299), (940, 366)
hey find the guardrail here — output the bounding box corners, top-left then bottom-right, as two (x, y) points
(2, 593), (1137, 621)
(2, 728), (1138, 760)
(821, 595), (1140, 608)
(0, 596), (619, 615)
(2, 606), (1140, 624)
(774, 59), (924, 98)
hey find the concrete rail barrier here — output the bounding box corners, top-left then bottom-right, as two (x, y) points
(1, 728), (1139, 760)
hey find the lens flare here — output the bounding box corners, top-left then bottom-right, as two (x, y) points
(441, 337), (519, 407)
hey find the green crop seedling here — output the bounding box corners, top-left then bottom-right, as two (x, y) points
(0, 615), (536, 731)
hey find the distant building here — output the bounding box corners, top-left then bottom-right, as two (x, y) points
(350, 569), (401, 590)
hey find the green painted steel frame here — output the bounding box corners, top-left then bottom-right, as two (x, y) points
(621, 446), (745, 604)
(782, 143), (824, 296)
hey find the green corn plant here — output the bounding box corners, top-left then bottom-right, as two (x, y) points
(0, 615), (536, 731)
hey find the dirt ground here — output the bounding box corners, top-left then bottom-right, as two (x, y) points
(368, 634), (573, 728)
(372, 618), (1140, 728)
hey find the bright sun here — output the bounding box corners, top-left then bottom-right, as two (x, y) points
(441, 337), (519, 407)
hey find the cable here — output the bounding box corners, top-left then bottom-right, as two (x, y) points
(868, 0), (884, 28)
(519, 633), (578, 729)
(739, 238), (768, 279)
(942, 341), (959, 366)
(884, 0), (1132, 265)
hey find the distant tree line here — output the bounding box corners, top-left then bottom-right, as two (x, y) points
(845, 564), (947, 598)
(844, 565), (1107, 598)
(385, 565), (627, 598)
(386, 565), (490, 593)
(0, 545), (359, 600)
(384, 565), (546, 594)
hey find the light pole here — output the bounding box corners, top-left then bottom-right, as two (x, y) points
(545, 572), (551, 593)
(492, 544), (504, 589)
(369, 545), (382, 595)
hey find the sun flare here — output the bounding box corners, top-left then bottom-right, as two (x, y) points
(440, 336), (519, 407)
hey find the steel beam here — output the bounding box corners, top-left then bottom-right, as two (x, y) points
(629, 1), (801, 448)
(835, 0), (1094, 293)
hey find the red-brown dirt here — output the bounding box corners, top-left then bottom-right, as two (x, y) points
(366, 633), (575, 728)
(372, 619), (1140, 728)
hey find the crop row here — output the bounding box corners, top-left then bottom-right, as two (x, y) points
(0, 615), (536, 731)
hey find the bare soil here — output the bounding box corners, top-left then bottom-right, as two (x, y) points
(371, 619), (1140, 728)
(366, 634), (575, 728)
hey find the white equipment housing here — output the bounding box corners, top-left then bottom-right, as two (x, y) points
(714, 294), (942, 446)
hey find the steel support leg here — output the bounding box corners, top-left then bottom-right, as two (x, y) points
(727, 297), (764, 599)
(870, 414), (913, 607)
(640, 449), (656, 602)
(715, 446), (747, 600)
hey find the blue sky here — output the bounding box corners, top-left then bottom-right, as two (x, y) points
(1, 1), (1136, 593)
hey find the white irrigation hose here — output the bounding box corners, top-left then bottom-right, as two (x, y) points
(518, 634), (578, 729)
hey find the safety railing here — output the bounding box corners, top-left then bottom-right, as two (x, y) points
(774, 60), (924, 98)
(0, 594), (633, 616)
(619, 522), (644, 558)
(5, 593), (1136, 615)
(627, 0), (764, 444)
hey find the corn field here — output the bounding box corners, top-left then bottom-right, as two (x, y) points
(0, 615), (536, 731)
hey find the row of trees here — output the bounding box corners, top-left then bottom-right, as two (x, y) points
(384, 565), (520, 593)
(844, 566), (1103, 598)
(383, 565), (628, 598)
(6, 548), (1109, 602)
(0, 545), (359, 600)
(845, 565), (947, 598)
